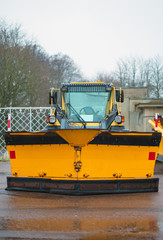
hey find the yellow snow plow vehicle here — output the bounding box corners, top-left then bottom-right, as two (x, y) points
(149, 114), (163, 161)
(3, 82), (161, 195)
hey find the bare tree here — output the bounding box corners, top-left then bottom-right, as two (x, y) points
(113, 56), (163, 98)
(95, 72), (121, 86)
(129, 57), (138, 87)
(151, 56), (163, 98)
(50, 53), (83, 88)
(95, 72), (113, 83)
(113, 58), (132, 87)
(0, 21), (83, 107)
(0, 21), (53, 107)
(137, 58), (153, 96)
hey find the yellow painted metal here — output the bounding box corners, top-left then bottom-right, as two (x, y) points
(148, 120), (163, 134)
(7, 131), (159, 180)
(105, 85), (115, 116)
(61, 92), (67, 114)
(159, 139), (163, 155)
(70, 82), (104, 85)
(7, 144), (76, 179)
(9, 132), (45, 136)
(56, 129), (100, 147)
(68, 122), (101, 127)
(79, 145), (157, 179)
(148, 120), (163, 155)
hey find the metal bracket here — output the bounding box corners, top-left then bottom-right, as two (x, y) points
(74, 147), (82, 172)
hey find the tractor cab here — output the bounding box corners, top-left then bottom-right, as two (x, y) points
(48, 82), (124, 129)
(62, 83), (112, 122)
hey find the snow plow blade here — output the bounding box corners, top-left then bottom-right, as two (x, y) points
(4, 130), (161, 195)
(6, 177), (159, 195)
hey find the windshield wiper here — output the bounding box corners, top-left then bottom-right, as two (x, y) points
(66, 103), (86, 128)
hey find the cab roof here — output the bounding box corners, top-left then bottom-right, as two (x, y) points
(61, 82), (112, 92)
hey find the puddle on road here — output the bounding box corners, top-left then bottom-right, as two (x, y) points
(0, 162), (163, 240)
(0, 214), (161, 240)
(0, 214), (159, 231)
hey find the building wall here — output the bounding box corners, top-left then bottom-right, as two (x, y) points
(121, 87), (163, 131)
(121, 88), (147, 131)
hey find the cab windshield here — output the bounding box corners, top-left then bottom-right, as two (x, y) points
(63, 91), (111, 122)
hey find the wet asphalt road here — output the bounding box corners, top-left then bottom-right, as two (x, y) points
(0, 161), (163, 240)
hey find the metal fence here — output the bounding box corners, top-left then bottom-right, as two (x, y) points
(0, 107), (50, 159)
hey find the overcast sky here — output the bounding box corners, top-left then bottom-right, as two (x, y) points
(0, 0), (163, 79)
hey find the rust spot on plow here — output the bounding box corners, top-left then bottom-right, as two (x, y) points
(120, 182), (158, 190)
(8, 181), (39, 189)
(80, 183), (117, 191)
(42, 182), (75, 190)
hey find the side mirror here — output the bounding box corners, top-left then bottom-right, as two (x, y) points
(116, 89), (124, 102)
(49, 89), (57, 105)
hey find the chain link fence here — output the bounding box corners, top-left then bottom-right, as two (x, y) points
(0, 107), (50, 160)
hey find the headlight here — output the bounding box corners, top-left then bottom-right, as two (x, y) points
(115, 115), (122, 124)
(47, 115), (56, 124)
(49, 116), (56, 124)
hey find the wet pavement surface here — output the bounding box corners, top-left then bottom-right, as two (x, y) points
(0, 161), (163, 240)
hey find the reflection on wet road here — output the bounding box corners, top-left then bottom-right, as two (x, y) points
(0, 161), (163, 239)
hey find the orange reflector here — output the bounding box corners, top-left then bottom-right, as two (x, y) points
(148, 152), (156, 160)
(10, 151), (16, 159)
(47, 116), (49, 123)
(122, 116), (125, 122)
